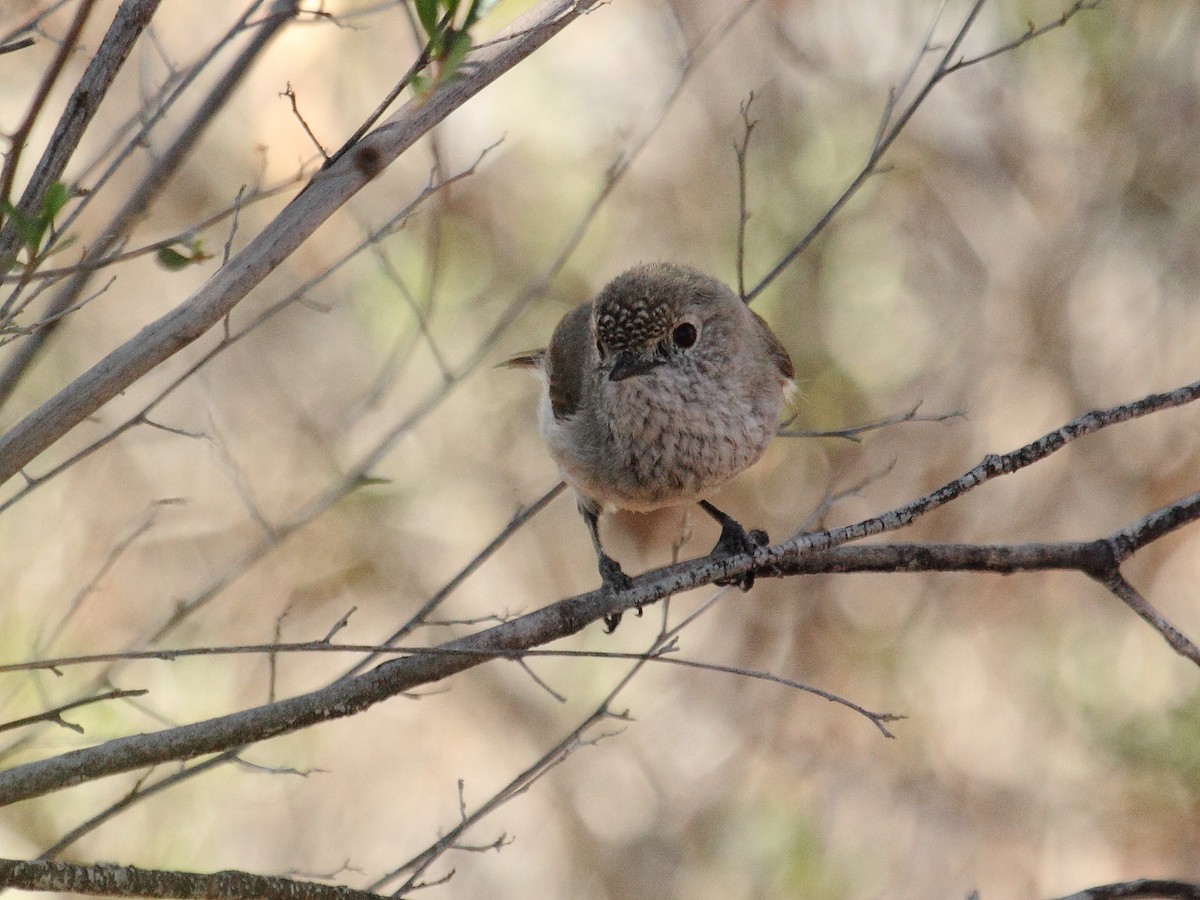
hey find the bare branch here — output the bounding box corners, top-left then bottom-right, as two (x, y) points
(0, 689), (148, 736)
(0, 38), (36, 56)
(336, 481), (567, 679)
(0, 857), (389, 899)
(0, 0), (163, 276)
(778, 403), (965, 442)
(1096, 571), (1200, 667)
(734, 91), (757, 300)
(650, 656), (902, 738)
(0, 0), (296, 397)
(37, 753), (238, 860)
(281, 82), (330, 162)
(758, 380), (1200, 578)
(0, 171), (308, 285)
(1052, 878), (1200, 900)
(379, 635), (662, 894)
(1, 379), (1196, 805)
(0, 0), (98, 239)
(947, 1), (1104, 73)
(0, 0), (596, 484)
(745, 0), (1103, 303)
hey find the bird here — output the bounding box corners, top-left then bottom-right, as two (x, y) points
(503, 262), (794, 627)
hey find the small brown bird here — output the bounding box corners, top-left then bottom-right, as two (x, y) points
(504, 262), (794, 620)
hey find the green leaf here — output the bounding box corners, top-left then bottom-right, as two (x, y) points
(414, 0), (439, 38)
(354, 474), (393, 488)
(156, 247), (192, 270)
(0, 181), (72, 259)
(155, 239), (211, 271)
(42, 181), (69, 220)
(2, 202), (38, 253)
(427, 26), (444, 56)
(442, 29), (472, 77)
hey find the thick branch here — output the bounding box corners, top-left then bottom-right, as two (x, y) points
(1053, 879), (1200, 900)
(0, 858), (387, 899)
(0, 587), (601, 806)
(762, 540), (1113, 576)
(756, 380), (1200, 579)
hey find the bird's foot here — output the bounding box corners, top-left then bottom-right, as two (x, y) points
(710, 519), (769, 592)
(598, 555), (636, 633)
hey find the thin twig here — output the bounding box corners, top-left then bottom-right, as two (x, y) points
(0, 0), (98, 229)
(946, 1), (1104, 73)
(778, 403), (965, 443)
(280, 82), (330, 162)
(0, 38), (36, 56)
(0, 150), (491, 516)
(734, 91), (757, 300)
(1096, 571), (1200, 667)
(0, 0), (590, 481)
(0, 0), (298, 407)
(0, 170), (308, 285)
(0, 0), (165, 286)
(745, 0), (1101, 303)
(0, 689), (148, 736)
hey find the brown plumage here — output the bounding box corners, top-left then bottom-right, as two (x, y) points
(503, 262), (793, 623)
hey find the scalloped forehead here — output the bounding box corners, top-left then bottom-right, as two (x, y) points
(593, 288), (672, 350)
(591, 263), (726, 350)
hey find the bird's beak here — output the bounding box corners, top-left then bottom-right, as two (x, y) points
(608, 350), (663, 382)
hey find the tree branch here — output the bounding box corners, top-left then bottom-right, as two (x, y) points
(0, 0), (297, 402)
(0, 380), (1196, 807)
(0, 0), (163, 274)
(0, 0), (597, 479)
(745, 0), (1101, 303)
(0, 0), (98, 236)
(0, 857), (388, 899)
(1052, 878), (1200, 900)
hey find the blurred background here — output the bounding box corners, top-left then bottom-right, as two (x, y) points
(1, 0), (1200, 897)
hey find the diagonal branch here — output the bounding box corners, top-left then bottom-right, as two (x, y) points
(1095, 571), (1200, 667)
(0, 0), (164, 274)
(0, 381), (1197, 807)
(0, 0), (98, 236)
(756, 379), (1200, 572)
(745, 0), (1101, 303)
(0, 689), (148, 736)
(0, 0), (598, 484)
(0, 0), (293, 400)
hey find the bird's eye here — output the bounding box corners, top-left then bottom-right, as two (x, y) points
(671, 322), (698, 349)
(595, 337), (606, 360)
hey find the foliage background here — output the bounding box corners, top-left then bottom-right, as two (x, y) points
(1, 1), (1199, 897)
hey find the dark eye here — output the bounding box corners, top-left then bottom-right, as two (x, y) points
(671, 322), (698, 349)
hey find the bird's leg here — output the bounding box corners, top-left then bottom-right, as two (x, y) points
(698, 499), (768, 591)
(580, 503), (635, 632)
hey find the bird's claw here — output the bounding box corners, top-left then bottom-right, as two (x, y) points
(711, 522), (769, 591)
(599, 555), (635, 632)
